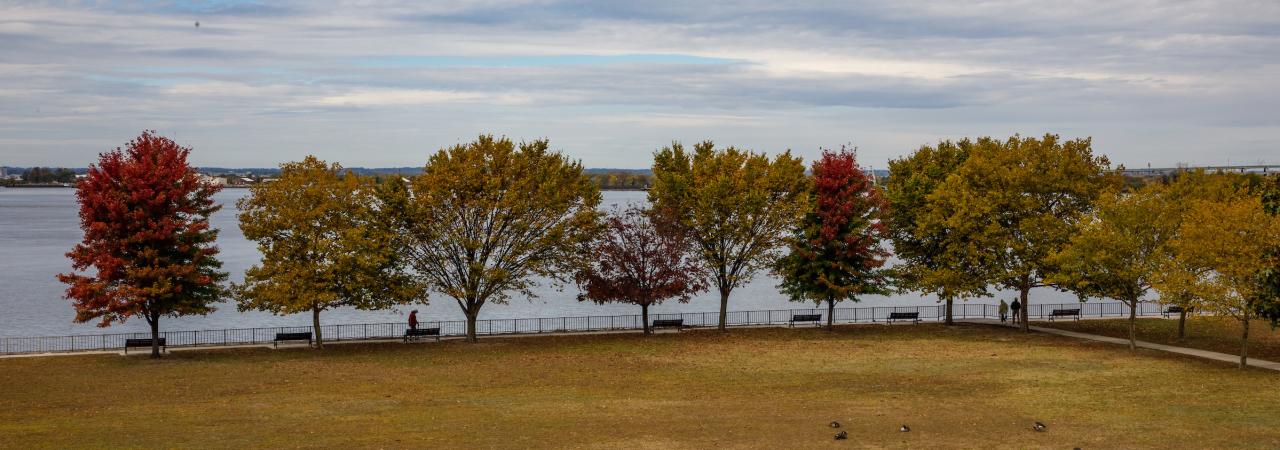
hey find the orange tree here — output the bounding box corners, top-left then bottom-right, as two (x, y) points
(774, 147), (891, 329)
(58, 131), (227, 358)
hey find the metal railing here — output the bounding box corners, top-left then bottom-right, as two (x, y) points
(0, 302), (1172, 355)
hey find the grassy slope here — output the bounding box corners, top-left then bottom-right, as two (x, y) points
(2, 324), (1278, 449)
(1038, 316), (1280, 360)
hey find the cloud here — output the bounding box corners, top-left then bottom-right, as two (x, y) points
(0, 1), (1276, 169)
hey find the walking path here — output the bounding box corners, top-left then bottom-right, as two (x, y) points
(967, 318), (1280, 371)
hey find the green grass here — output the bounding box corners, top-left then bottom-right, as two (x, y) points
(2, 323), (1279, 449)
(1038, 315), (1280, 361)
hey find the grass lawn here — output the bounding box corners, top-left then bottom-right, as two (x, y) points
(2, 323), (1279, 449)
(1038, 316), (1280, 361)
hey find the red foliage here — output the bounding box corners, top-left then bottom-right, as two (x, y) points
(58, 131), (226, 332)
(575, 207), (706, 333)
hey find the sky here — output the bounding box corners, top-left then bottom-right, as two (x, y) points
(1, 0), (1278, 170)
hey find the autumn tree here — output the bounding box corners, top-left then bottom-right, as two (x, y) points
(58, 131), (227, 358)
(885, 139), (990, 325)
(774, 147), (891, 329)
(575, 207), (706, 334)
(1156, 193), (1280, 368)
(649, 141), (809, 331)
(1257, 176), (1280, 326)
(234, 156), (420, 348)
(1049, 183), (1180, 349)
(382, 135), (601, 342)
(929, 135), (1116, 332)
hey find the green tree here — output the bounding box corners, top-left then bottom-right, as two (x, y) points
(774, 147), (891, 329)
(1156, 194), (1280, 368)
(649, 141), (809, 331)
(234, 156), (420, 348)
(382, 135), (601, 342)
(929, 134), (1116, 332)
(885, 139), (990, 325)
(1048, 183), (1179, 349)
(1257, 176), (1280, 326)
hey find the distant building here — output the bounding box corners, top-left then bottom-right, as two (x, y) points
(198, 174), (227, 186)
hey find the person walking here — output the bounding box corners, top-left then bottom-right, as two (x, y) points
(999, 299), (1009, 324)
(1010, 299), (1021, 325)
(408, 309), (419, 330)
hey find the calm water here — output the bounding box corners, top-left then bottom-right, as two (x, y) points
(0, 188), (1079, 338)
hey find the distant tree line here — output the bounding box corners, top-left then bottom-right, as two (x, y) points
(12, 167), (79, 184)
(58, 131), (1280, 369)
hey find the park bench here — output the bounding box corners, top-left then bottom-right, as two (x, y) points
(1163, 305), (1189, 318)
(123, 338), (165, 354)
(404, 327), (441, 343)
(273, 332), (313, 348)
(789, 314), (822, 327)
(1048, 309), (1081, 321)
(652, 319), (684, 332)
(887, 312), (920, 324)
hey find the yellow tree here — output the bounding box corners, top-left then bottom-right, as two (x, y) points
(382, 135), (601, 342)
(929, 134), (1117, 332)
(1157, 194), (1280, 368)
(649, 141), (810, 331)
(234, 156), (421, 348)
(886, 139), (990, 324)
(1049, 183), (1179, 349)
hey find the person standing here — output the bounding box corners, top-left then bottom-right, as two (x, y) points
(408, 309), (419, 330)
(999, 299), (1009, 324)
(1010, 299), (1021, 325)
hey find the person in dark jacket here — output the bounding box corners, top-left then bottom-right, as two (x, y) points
(1010, 299), (1021, 324)
(408, 310), (419, 330)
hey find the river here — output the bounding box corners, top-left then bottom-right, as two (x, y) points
(0, 188), (1082, 338)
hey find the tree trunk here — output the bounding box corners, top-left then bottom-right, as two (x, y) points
(148, 314), (161, 359)
(312, 306), (324, 349)
(945, 298), (954, 326)
(642, 303), (651, 335)
(827, 298), (835, 331)
(1178, 309), (1187, 343)
(1127, 301), (1137, 351)
(1019, 286), (1031, 333)
(718, 287), (730, 332)
(1240, 316), (1250, 369)
(466, 311), (479, 343)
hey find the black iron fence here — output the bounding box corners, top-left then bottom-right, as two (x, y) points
(0, 301), (1173, 355)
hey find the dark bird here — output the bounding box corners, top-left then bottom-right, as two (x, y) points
(834, 431), (848, 440)
(899, 425), (910, 432)
(829, 421), (841, 428)
(1033, 421), (1047, 432)
(194, 21), (200, 28)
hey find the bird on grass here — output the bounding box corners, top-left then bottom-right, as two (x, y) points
(899, 425), (910, 432)
(834, 431), (848, 440)
(829, 421), (841, 428)
(1033, 421), (1047, 432)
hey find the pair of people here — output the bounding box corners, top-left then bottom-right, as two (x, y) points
(998, 299), (1022, 324)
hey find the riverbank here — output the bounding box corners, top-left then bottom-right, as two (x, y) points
(2, 323), (1276, 448)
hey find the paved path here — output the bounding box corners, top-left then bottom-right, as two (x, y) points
(967, 319), (1280, 371)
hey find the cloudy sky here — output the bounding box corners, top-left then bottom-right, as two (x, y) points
(1, 0), (1277, 169)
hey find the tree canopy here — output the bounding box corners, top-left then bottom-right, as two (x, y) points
(58, 131), (226, 358)
(575, 207), (706, 334)
(234, 156), (420, 347)
(648, 141), (810, 331)
(382, 135), (601, 342)
(775, 147), (891, 329)
(885, 139), (989, 324)
(925, 134), (1117, 331)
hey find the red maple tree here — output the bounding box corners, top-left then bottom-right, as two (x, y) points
(58, 131), (227, 357)
(575, 207), (706, 334)
(774, 147), (891, 329)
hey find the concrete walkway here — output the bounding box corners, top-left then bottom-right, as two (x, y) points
(969, 319), (1280, 371)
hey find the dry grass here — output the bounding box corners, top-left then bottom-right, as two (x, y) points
(2, 323), (1279, 449)
(1038, 315), (1280, 361)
